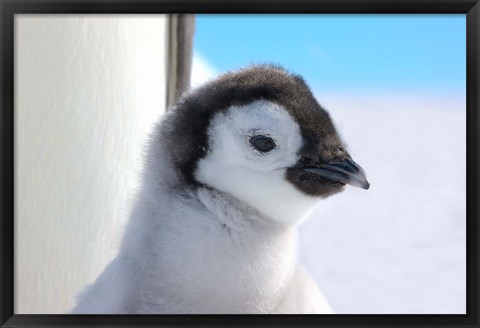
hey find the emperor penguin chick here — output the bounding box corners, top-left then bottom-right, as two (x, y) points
(71, 65), (369, 314)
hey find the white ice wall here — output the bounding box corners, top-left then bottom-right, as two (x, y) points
(14, 15), (169, 314)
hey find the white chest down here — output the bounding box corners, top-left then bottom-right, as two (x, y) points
(70, 188), (334, 314)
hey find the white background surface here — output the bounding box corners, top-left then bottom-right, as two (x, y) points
(298, 93), (466, 314)
(15, 15), (169, 314)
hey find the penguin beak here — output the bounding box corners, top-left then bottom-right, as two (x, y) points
(303, 157), (370, 190)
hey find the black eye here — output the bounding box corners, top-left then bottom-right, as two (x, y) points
(249, 135), (276, 153)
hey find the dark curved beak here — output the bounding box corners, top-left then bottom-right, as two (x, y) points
(303, 157), (370, 190)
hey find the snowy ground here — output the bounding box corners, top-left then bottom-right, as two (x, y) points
(299, 93), (466, 314)
(192, 57), (467, 314)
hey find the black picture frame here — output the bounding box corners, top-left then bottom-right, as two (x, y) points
(1, 1), (478, 327)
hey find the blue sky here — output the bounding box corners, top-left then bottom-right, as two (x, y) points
(194, 15), (466, 97)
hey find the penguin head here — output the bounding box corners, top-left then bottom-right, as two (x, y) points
(163, 65), (369, 225)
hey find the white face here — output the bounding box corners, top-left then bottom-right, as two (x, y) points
(194, 100), (321, 226)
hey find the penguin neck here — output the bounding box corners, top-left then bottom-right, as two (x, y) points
(195, 186), (277, 232)
(182, 185), (300, 262)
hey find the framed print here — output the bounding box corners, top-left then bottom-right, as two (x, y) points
(1, 1), (479, 327)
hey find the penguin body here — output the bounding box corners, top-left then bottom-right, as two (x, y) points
(71, 65), (368, 314)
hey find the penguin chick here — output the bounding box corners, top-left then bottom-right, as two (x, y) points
(70, 65), (369, 314)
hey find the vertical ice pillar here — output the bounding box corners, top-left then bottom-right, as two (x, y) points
(14, 15), (169, 313)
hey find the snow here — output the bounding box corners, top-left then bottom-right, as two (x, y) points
(191, 55), (466, 314)
(191, 53), (219, 88)
(299, 93), (466, 314)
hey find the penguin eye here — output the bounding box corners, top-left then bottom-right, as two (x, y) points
(249, 135), (276, 153)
